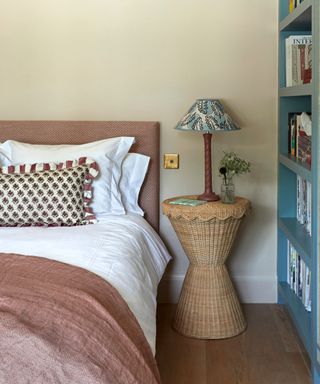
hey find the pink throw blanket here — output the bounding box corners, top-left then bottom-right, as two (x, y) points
(0, 253), (160, 384)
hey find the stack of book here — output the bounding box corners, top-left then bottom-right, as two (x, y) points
(286, 35), (312, 86)
(289, 0), (305, 12)
(288, 112), (312, 165)
(287, 241), (311, 312)
(297, 175), (312, 235)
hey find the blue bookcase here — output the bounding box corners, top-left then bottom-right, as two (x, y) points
(278, 1), (320, 382)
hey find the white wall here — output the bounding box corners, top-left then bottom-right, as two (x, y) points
(0, 0), (278, 303)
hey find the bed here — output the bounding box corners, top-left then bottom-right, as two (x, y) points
(0, 121), (170, 384)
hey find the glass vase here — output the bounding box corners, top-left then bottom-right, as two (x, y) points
(221, 178), (235, 204)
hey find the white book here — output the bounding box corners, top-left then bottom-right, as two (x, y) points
(285, 35), (312, 87)
(302, 178), (307, 226)
(297, 176), (301, 222)
(290, 244), (294, 289)
(298, 255), (303, 299)
(291, 45), (301, 86)
(287, 241), (291, 285)
(297, 176), (305, 224)
(301, 261), (306, 306)
(292, 249), (297, 292)
(305, 267), (311, 312)
(306, 181), (312, 235)
(286, 37), (293, 87)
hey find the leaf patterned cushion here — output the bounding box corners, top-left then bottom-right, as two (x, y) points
(0, 157), (99, 227)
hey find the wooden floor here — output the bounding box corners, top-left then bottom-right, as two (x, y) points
(156, 304), (311, 384)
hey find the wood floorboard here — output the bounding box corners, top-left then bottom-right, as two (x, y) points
(156, 304), (206, 384)
(271, 304), (301, 353)
(156, 304), (311, 384)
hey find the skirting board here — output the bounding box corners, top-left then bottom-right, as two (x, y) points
(157, 274), (277, 304)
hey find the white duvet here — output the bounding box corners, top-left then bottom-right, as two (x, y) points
(0, 214), (171, 354)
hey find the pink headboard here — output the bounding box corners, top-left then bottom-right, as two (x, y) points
(0, 121), (160, 231)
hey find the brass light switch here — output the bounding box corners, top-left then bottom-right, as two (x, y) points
(164, 154), (179, 169)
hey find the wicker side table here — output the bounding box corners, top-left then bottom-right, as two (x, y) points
(162, 196), (251, 339)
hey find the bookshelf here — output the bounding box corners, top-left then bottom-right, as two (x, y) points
(278, 1), (320, 382)
(279, 83), (312, 96)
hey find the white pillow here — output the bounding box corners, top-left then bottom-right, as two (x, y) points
(0, 137), (134, 216)
(119, 153), (150, 215)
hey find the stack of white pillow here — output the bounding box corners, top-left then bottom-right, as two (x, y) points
(0, 137), (150, 220)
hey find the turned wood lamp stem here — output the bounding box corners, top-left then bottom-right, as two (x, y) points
(198, 133), (220, 202)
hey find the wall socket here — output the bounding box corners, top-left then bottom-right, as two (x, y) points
(163, 153), (179, 169)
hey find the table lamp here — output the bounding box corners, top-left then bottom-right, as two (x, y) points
(175, 99), (240, 202)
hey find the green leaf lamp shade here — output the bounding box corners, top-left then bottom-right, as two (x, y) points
(175, 99), (240, 202)
(175, 99), (240, 132)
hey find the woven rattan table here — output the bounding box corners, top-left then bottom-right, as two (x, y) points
(162, 196), (251, 339)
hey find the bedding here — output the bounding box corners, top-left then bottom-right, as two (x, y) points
(0, 253), (160, 384)
(0, 157), (99, 227)
(120, 153), (150, 215)
(0, 137), (134, 216)
(0, 214), (171, 354)
(0, 121), (164, 382)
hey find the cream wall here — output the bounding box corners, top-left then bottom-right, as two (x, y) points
(0, 1), (278, 302)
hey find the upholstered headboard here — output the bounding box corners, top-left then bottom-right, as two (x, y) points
(0, 121), (160, 231)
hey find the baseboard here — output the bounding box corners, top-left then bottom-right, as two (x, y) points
(157, 274), (277, 304)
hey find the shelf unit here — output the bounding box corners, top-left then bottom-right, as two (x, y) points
(278, 1), (320, 382)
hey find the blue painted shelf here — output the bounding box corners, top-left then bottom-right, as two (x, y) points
(314, 368), (320, 384)
(279, 154), (312, 182)
(316, 360), (320, 377)
(278, 0), (320, 382)
(278, 282), (312, 355)
(279, 84), (312, 97)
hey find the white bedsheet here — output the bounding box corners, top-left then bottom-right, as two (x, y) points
(0, 214), (171, 354)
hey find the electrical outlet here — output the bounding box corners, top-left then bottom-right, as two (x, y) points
(163, 154), (179, 169)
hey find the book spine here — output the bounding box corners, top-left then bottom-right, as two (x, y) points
(286, 37), (293, 87)
(292, 45), (299, 86)
(296, 114), (302, 159)
(306, 267), (311, 312)
(295, 175), (312, 234)
(298, 254), (302, 298)
(299, 45), (305, 83)
(304, 45), (312, 84)
(297, 175), (301, 222)
(291, 115), (296, 156)
(303, 178), (307, 226)
(287, 240), (291, 285)
(307, 181), (312, 234)
(289, 0), (295, 13)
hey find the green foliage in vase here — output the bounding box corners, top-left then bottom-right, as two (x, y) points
(219, 151), (251, 182)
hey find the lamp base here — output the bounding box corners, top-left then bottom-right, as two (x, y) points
(198, 192), (220, 202)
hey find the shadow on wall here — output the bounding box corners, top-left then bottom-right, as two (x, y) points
(227, 201), (276, 267)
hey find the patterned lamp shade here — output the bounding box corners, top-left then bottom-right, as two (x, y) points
(175, 99), (240, 132)
(174, 99), (240, 202)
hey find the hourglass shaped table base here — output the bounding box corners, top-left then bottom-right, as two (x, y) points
(162, 196), (250, 339)
(173, 264), (246, 338)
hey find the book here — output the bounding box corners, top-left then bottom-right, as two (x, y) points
(286, 35), (312, 86)
(288, 112), (312, 165)
(306, 181), (312, 234)
(289, 1), (304, 14)
(297, 175), (312, 235)
(304, 44), (312, 83)
(296, 113), (311, 164)
(289, 0), (295, 12)
(287, 240), (311, 311)
(289, 113), (296, 156)
(169, 198), (207, 207)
